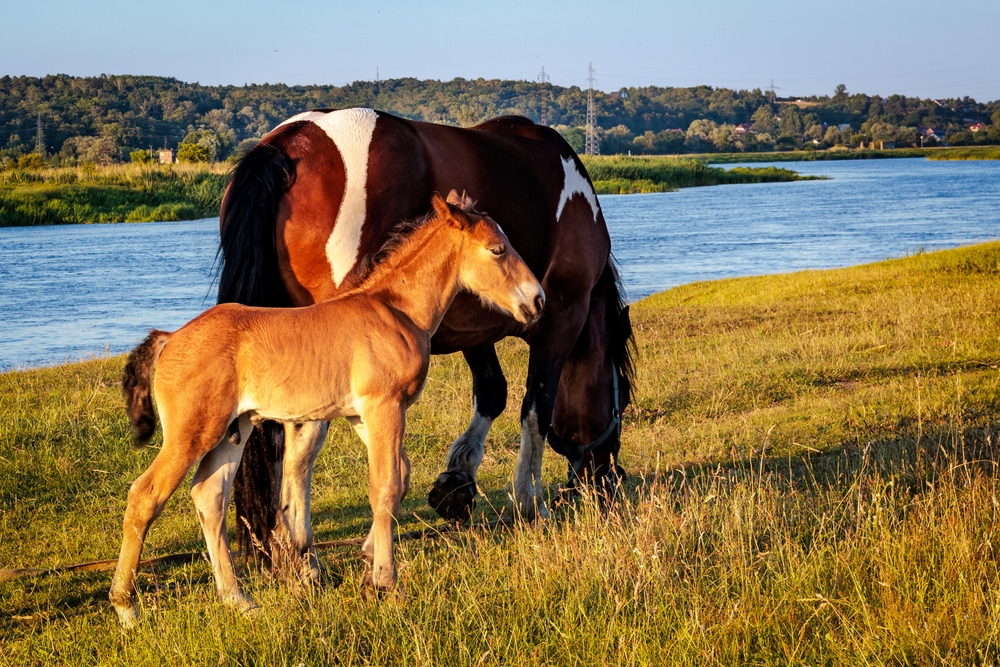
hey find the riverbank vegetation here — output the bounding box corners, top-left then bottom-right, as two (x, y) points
(581, 156), (816, 194)
(0, 163), (226, 226)
(4, 242), (1000, 664)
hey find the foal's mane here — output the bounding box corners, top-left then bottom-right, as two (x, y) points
(354, 193), (479, 288)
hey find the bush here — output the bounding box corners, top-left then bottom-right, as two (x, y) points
(177, 142), (211, 163)
(17, 153), (47, 170)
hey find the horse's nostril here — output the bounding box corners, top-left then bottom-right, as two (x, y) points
(533, 294), (544, 314)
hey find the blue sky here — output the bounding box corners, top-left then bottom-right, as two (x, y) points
(3, 0), (999, 101)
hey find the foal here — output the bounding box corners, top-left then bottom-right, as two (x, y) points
(109, 192), (544, 626)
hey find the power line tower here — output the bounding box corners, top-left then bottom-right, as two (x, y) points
(769, 79), (777, 104)
(537, 66), (550, 126)
(35, 112), (45, 156)
(585, 63), (599, 156)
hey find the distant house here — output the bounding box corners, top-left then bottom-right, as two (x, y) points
(838, 124), (851, 132)
(923, 127), (945, 142)
(970, 122), (986, 133)
(735, 123), (751, 135)
(158, 148), (175, 164)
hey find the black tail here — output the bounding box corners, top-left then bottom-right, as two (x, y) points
(122, 330), (169, 445)
(217, 142), (296, 307)
(217, 141), (295, 564)
(603, 256), (635, 411)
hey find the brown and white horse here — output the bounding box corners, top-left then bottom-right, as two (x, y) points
(218, 108), (634, 565)
(110, 193), (543, 626)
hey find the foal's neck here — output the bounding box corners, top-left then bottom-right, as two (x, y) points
(359, 220), (463, 333)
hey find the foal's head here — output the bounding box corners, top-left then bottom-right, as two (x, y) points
(432, 191), (545, 325)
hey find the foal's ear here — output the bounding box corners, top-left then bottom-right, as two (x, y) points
(445, 189), (463, 206)
(431, 192), (452, 220)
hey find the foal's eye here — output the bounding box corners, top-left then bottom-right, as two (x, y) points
(489, 244), (506, 257)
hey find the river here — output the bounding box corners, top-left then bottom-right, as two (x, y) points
(1, 158), (998, 370)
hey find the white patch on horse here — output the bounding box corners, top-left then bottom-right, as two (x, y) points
(445, 401), (492, 474)
(512, 408), (549, 520)
(555, 156), (599, 223)
(277, 108), (379, 287)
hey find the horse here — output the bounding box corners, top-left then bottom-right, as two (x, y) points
(109, 193), (544, 626)
(218, 108), (634, 569)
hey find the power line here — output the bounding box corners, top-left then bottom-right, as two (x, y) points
(537, 66), (550, 126)
(585, 63), (599, 156)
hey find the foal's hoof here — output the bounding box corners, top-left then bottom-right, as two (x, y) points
(428, 471), (477, 523)
(113, 603), (140, 629)
(360, 574), (399, 602)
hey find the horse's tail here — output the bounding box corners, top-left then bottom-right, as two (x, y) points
(217, 141), (295, 307)
(122, 330), (170, 446)
(603, 256), (635, 410)
(216, 140), (295, 563)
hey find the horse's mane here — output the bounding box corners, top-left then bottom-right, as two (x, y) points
(354, 192), (478, 287)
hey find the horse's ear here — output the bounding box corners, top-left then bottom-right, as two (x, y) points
(431, 192), (452, 220)
(445, 189), (462, 206)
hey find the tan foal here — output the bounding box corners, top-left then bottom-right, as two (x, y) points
(109, 192), (544, 626)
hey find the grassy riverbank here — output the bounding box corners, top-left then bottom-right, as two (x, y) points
(4, 242), (1000, 664)
(695, 145), (1000, 164)
(0, 164), (227, 227)
(581, 156), (817, 194)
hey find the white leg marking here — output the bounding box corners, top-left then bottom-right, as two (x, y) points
(555, 156), (600, 223)
(190, 439), (255, 611)
(512, 408), (549, 520)
(445, 412), (492, 474)
(276, 108), (379, 286)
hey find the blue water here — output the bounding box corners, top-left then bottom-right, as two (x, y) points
(1, 158), (998, 370)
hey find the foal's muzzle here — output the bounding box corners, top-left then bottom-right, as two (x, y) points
(517, 285), (546, 324)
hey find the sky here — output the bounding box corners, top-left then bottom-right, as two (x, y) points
(3, 0), (999, 102)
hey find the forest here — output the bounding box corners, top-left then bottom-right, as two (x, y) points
(2, 74), (999, 166)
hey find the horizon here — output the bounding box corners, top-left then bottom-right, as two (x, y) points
(3, 1), (999, 102)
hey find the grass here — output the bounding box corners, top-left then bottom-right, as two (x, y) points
(581, 156), (817, 195)
(3, 242), (1000, 664)
(0, 163), (228, 227)
(926, 147), (1000, 161)
(685, 145), (1000, 164)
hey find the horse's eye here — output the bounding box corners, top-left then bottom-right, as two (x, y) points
(490, 244), (506, 256)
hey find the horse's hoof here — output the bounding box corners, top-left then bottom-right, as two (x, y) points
(221, 592), (259, 615)
(512, 495), (549, 522)
(360, 574), (397, 602)
(428, 471), (477, 523)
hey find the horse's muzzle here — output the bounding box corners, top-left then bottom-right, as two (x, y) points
(518, 287), (545, 324)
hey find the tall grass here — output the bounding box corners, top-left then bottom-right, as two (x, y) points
(927, 147), (1000, 161)
(581, 156), (815, 195)
(3, 242), (1000, 664)
(0, 163), (228, 226)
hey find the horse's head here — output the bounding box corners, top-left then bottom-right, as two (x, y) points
(432, 191), (545, 326)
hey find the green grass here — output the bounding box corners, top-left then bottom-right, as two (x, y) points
(4, 242), (1000, 664)
(581, 156), (817, 195)
(0, 163), (228, 226)
(926, 147), (1000, 161)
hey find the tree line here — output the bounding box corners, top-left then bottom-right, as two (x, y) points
(2, 74), (999, 167)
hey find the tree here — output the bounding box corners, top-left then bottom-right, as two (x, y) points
(177, 142), (211, 163)
(17, 153), (46, 170)
(130, 149), (153, 165)
(751, 105), (777, 134)
(835, 84), (848, 98)
(823, 126), (842, 146)
(778, 107), (803, 142)
(896, 126), (919, 147)
(685, 119), (717, 152)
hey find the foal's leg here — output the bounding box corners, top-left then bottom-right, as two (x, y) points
(272, 420), (329, 584)
(350, 401), (406, 593)
(189, 415), (255, 612)
(429, 345), (507, 522)
(109, 436), (210, 627)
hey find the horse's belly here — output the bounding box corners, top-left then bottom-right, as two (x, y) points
(432, 293), (520, 354)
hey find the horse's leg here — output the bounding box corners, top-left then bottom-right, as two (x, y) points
(189, 414), (256, 612)
(109, 431), (212, 627)
(513, 303), (591, 520)
(428, 345), (507, 522)
(349, 401), (406, 593)
(271, 420), (329, 585)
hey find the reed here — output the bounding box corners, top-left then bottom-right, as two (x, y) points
(3, 241), (1000, 664)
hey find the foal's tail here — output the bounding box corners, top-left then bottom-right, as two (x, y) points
(122, 330), (170, 445)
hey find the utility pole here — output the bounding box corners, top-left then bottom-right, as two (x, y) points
(585, 63), (599, 156)
(35, 112), (45, 156)
(537, 66), (550, 126)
